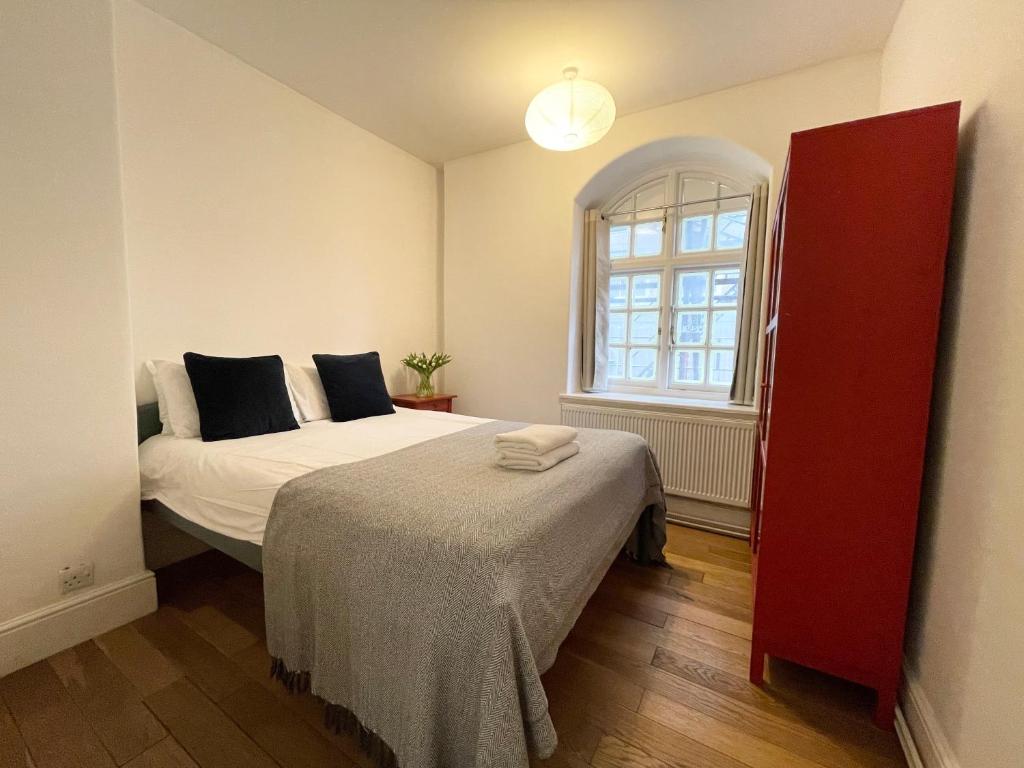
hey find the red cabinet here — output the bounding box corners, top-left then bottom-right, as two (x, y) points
(749, 103), (960, 729)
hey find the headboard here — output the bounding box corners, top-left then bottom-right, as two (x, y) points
(137, 402), (161, 444)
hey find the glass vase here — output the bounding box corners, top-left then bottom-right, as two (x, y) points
(416, 371), (435, 398)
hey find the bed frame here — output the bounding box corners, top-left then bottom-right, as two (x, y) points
(137, 403), (264, 572)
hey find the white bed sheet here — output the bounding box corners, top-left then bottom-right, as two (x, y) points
(140, 407), (491, 544)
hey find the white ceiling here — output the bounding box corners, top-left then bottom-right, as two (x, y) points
(137, 0), (903, 164)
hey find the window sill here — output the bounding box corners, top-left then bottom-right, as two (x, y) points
(559, 391), (757, 421)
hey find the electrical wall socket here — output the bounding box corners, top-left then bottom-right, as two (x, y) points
(59, 563), (94, 594)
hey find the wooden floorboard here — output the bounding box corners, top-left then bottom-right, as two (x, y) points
(584, 699), (751, 768)
(48, 640), (167, 764)
(0, 703), (33, 768)
(638, 690), (826, 768)
(590, 734), (671, 768)
(0, 523), (905, 767)
(144, 678), (277, 768)
(94, 624), (184, 699)
(229, 642), (375, 768)
(180, 605), (259, 658)
(218, 680), (356, 768)
(121, 738), (198, 768)
(133, 608), (247, 703)
(0, 661), (115, 768)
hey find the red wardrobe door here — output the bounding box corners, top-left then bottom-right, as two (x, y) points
(750, 103), (960, 726)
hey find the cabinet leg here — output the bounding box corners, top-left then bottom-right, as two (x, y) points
(873, 685), (897, 730)
(749, 642), (765, 686)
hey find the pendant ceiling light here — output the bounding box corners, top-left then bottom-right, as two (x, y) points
(525, 67), (616, 152)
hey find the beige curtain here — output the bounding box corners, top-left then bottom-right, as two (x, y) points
(730, 182), (769, 405)
(581, 209), (610, 391)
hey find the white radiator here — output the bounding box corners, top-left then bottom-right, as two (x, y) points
(560, 402), (756, 507)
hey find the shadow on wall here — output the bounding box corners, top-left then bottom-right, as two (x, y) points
(565, 135), (772, 393)
(906, 104), (987, 735)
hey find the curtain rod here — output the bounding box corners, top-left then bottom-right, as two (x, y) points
(600, 192), (752, 220)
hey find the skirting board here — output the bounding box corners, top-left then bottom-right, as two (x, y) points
(896, 666), (961, 768)
(0, 571), (156, 677)
(666, 495), (751, 540)
(896, 706), (926, 768)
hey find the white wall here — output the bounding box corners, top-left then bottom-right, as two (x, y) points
(443, 54), (881, 424)
(879, 2), (1024, 765)
(115, 0), (442, 401)
(0, 0), (153, 672)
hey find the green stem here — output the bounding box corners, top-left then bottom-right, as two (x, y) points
(416, 370), (435, 397)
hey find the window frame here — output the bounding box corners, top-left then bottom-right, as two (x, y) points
(606, 269), (664, 388)
(668, 264), (743, 392)
(602, 166), (758, 398)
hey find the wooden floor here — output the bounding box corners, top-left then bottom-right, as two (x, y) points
(0, 524), (906, 768)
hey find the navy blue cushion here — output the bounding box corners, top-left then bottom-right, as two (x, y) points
(313, 352), (395, 422)
(183, 353), (299, 442)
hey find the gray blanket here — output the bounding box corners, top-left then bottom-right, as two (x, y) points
(263, 421), (666, 768)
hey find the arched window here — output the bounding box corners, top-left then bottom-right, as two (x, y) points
(601, 166), (759, 396)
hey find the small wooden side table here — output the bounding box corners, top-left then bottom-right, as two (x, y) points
(391, 394), (457, 413)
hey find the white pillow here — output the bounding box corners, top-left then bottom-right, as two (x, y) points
(285, 363), (331, 422)
(145, 360), (200, 438)
(146, 362), (171, 436)
(281, 365), (303, 423)
(148, 358), (304, 437)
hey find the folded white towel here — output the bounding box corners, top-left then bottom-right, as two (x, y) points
(494, 424), (578, 455)
(497, 441), (580, 471)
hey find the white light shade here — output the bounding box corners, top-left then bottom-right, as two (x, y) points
(525, 68), (616, 152)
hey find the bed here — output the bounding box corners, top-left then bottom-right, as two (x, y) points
(138, 403), (491, 567)
(136, 402), (666, 768)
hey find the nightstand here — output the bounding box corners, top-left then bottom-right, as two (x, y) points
(391, 394), (457, 413)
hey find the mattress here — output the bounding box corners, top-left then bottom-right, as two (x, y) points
(139, 407), (491, 544)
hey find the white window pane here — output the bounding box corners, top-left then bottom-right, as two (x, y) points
(712, 268), (740, 306)
(631, 274), (661, 308)
(635, 180), (666, 212)
(629, 348), (657, 381)
(609, 275), (628, 309)
(608, 312), (626, 344)
(630, 312), (659, 344)
(715, 210), (748, 250)
(711, 310), (737, 346)
(680, 215), (713, 252)
(609, 225), (630, 260)
(675, 271), (709, 307)
(633, 221), (662, 257)
(612, 195), (631, 214)
(672, 350), (705, 385)
(682, 178), (718, 203)
(674, 311), (707, 345)
(709, 349), (735, 386)
(608, 347), (625, 379)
